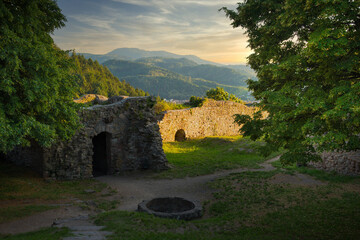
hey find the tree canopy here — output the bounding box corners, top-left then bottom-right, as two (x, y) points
(222, 0), (360, 164)
(189, 87), (244, 107)
(205, 87), (229, 101)
(0, 0), (80, 153)
(206, 87), (244, 103)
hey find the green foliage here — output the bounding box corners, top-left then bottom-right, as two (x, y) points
(72, 53), (148, 97)
(205, 87), (244, 103)
(153, 97), (188, 114)
(189, 96), (205, 107)
(205, 87), (229, 101)
(223, 0), (360, 164)
(0, 0), (81, 153)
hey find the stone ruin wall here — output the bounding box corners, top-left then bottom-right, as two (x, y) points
(158, 100), (360, 176)
(6, 96), (359, 178)
(6, 97), (168, 179)
(158, 99), (256, 142)
(309, 151), (360, 176)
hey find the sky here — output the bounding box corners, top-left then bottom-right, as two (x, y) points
(53, 0), (251, 64)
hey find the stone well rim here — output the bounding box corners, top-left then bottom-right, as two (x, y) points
(137, 197), (202, 220)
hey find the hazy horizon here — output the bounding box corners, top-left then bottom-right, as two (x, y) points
(52, 0), (251, 65)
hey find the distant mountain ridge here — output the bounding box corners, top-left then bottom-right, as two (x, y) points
(80, 48), (255, 74)
(135, 57), (253, 87)
(79, 48), (256, 100)
(103, 59), (251, 100)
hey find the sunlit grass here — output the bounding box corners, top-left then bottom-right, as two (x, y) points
(158, 136), (281, 178)
(154, 100), (188, 113)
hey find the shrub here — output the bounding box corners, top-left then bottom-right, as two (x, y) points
(189, 96), (205, 107)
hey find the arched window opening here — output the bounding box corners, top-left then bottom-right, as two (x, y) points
(175, 129), (186, 142)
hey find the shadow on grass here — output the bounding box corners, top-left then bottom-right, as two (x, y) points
(95, 170), (360, 240)
(272, 160), (360, 184)
(0, 161), (108, 224)
(0, 227), (71, 240)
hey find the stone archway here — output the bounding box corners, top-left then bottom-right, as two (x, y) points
(175, 129), (186, 142)
(92, 132), (111, 176)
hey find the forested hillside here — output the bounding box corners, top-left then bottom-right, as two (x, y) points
(103, 59), (250, 100)
(72, 54), (148, 97)
(80, 48), (256, 100)
(226, 65), (257, 79)
(136, 57), (253, 87)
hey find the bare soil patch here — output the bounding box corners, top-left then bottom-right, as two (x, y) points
(269, 173), (327, 186)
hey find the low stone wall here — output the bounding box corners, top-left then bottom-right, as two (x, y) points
(310, 151), (360, 176)
(158, 99), (256, 142)
(6, 97), (168, 179)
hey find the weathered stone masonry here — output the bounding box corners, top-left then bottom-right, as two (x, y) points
(158, 100), (360, 176)
(6, 96), (359, 178)
(158, 99), (256, 142)
(310, 151), (360, 176)
(7, 97), (168, 179)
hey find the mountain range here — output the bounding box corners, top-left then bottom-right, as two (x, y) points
(79, 48), (256, 100)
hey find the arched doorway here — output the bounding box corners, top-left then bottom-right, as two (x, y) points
(92, 132), (111, 176)
(175, 129), (186, 142)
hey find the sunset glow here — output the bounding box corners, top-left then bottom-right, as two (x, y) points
(53, 0), (249, 64)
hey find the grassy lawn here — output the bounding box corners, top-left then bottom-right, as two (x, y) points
(0, 205), (58, 224)
(0, 161), (111, 224)
(2, 136), (359, 239)
(95, 170), (360, 240)
(0, 161), (107, 202)
(157, 136), (281, 178)
(272, 160), (359, 183)
(0, 228), (71, 240)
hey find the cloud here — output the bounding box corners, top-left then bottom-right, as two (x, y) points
(53, 0), (249, 63)
(111, 0), (239, 7)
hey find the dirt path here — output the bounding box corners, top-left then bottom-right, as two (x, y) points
(0, 205), (91, 235)
(0, 156), (325, 236)
(97, 156), (280, 211)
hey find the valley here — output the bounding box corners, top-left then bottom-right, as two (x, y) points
(80, 48), (256, 100)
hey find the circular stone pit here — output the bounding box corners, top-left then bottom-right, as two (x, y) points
(137, 197), (202, 220)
